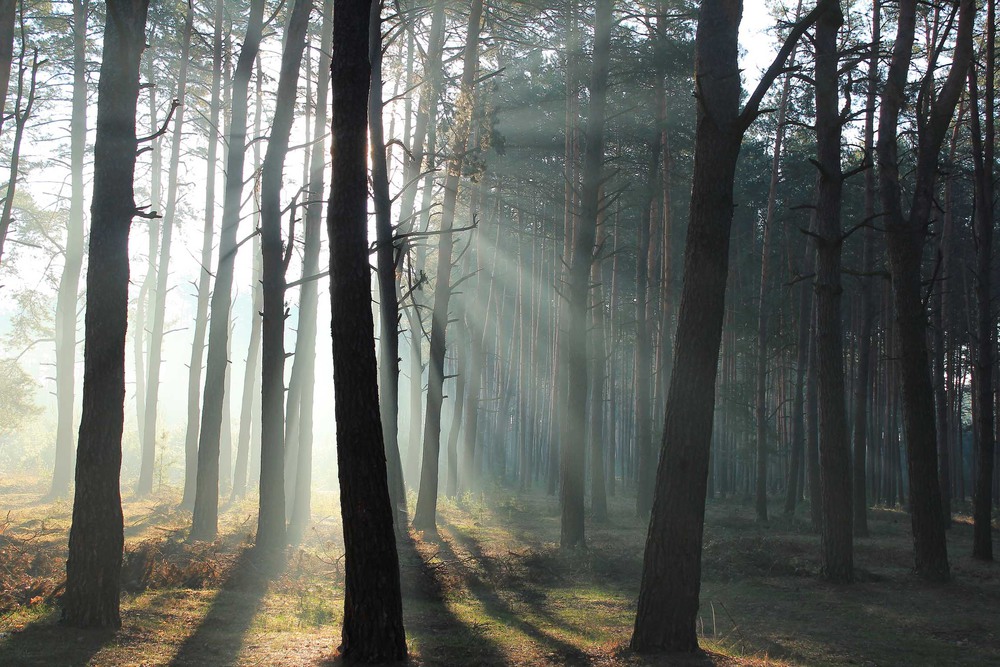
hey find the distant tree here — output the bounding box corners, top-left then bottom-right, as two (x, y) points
(49, 0), (89, 499)
(256, 0), (314, 554)
(183, 0), (224, 508)
(968, 0), (995, 561)
(560, 0), (613, 549)
(62, 0), (149, 628)
(328, 0), (406, 658)
(412, 0), (485, 533)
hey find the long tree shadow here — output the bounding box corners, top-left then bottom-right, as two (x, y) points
(398, 532), (512, 665)
(433, 522), (592, 664)
(0, 608), (116, 665)
(169, 547), (278, 666)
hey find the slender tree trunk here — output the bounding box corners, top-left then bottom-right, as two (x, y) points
(969, 0), (995, 559)
(184, 0), (225, 508)
(138, 6), (192, 496)
(370, 0), (407, 522)
(50, 0), (89, 499)
(328, 0), (406, 656)
(287, 0), (332, 544)
(257, 0), (313, 553)
(412, 0), (484, 532)
(590, 241), (608, 522)
(62, 0), (149, 628)
(635, 136), (661, 517)
(0, 31), (39, 266)
(191, 0), (265, 541)
(852, 0), (880, 538)
(559, 0), (612, 549)
(754, 3), (800, 522)
(877, 0), (973, 581)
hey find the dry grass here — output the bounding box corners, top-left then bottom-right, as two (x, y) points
(0, 481), (996, 666)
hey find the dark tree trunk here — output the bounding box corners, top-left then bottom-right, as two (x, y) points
(50, 0), (89, 500)
(0, 0), (15, 128)
(328, 0), (407, 657)
(785, 227), (816, 515)
(877, 0), (973, 581)
(191, 0), (265, 541)
(61, 0), (149, 629)
(631, 0), (827, 651)
(969, 0), (995, 559)
(813, 0), (853, 582)
(852, 0), (880, 538)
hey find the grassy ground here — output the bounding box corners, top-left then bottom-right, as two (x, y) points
(0, 477), (997, 666)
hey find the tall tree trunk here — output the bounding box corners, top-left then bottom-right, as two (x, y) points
(62, 0), (149, 628)
(50, 0), (89, 499)
(328, 0), (406, 656)
(877, 0), (973, 581)
(969, 0), (995, 559)
(852, 0), (880, 538)
(412, 0), (484, 532)
(813, 0), (852, 582)
(184, 0), (225, 508)
(631, 0), (827, 651)
(560, 0), (612, 549)
(754, 1), (801, 522)
(257, 0), (313, 553)
(635, 136), (661, 517)
(138, 5), (192, 496)
(590, 240), (608, 522)
(191, 0), (265, 541)
(370, 0), (406, 523)
(287, 0), (332, 544)
(133, 49), (157, 472)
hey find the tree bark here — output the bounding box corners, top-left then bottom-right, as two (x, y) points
(631, 0), (828, 651)
(813, 0), (852, 582)
(328, 0), (407, 656)
(62, 0), (149, 628)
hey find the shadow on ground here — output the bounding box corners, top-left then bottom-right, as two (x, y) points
(395, 530), (511, 665)
(0, 608), (117, 666)
(168, 547), (277, 666)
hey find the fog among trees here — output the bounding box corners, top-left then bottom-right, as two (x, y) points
(0, 0), (997, 663)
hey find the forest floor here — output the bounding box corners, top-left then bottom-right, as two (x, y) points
(0, 478), (997, 666)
